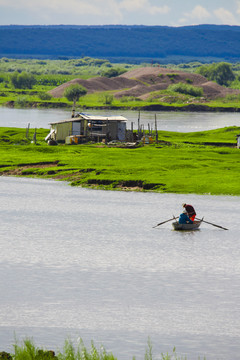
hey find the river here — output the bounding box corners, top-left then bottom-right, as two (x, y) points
(1, 106), (240, 359)
(1, 106), (240, 132)
(0, 176), (240, 360)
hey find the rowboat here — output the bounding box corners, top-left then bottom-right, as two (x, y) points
(172, 219), (202, 231)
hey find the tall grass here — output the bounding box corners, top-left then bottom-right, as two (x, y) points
(11, 338), (116, 360)
(58, 339), (117, 360)
(5, 337), (207, 360)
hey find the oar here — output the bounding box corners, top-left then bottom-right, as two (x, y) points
(153, 216), (178, 228)
(196, 217), (228, 230)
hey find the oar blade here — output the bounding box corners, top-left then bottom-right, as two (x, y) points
(196, 218), (228, 230)
(153, 216), (177, 228)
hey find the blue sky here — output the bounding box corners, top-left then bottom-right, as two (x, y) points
(0, 0), (240, 26)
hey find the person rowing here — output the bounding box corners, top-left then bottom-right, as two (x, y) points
(179, 209), (193, 224)
(182, 203), (196, 221)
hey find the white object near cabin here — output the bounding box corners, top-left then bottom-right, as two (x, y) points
(237, 134), (240, 149)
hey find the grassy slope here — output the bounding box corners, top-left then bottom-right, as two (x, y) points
(0, 126), (240, 196)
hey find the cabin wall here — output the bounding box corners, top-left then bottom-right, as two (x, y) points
(108, 122), (117, 140)
(52, 122), (72, 141)
(72, 121), (81, 136)
(117, 122), (126, 141)
(88, 121), (126, 141)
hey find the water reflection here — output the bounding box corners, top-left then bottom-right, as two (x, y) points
(0, 177), (240, 360)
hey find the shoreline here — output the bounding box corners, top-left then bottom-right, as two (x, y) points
(1, 173), (240, 197)
(4, 102), (240, 113)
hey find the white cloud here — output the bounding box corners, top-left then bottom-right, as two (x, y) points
(214, 7), (237, 24)
(119, 0), (147, 12)
(178, 17), (187, 25)
(0, 0), (170, 24)
(119, 0), (170, 15)
(0, 0), (121, 17)
(184, 5), (210, 21)
(149, 5), (170, 15)
(177, 5), (210, 26)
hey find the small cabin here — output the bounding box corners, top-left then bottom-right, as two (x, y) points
(46, 113), (127, 144)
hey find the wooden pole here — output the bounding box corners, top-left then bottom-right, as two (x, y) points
(106, 120), (109, 144)
(155, 114), (158, 144)
(138, 111), (140, 140)
(26, 123), (30, 139)
(33, 128), (37, 144)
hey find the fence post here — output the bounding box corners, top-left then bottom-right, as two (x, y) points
(155, 114), (158, 144)
(33, 128), (37, 144)
(131, 121), (133, 142)
(26, 123), (30, 139)
(137, 110), (140, 140)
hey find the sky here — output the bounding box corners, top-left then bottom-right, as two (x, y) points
(1, 0), (240, 26)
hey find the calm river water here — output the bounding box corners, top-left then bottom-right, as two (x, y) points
(1, 107), (240, 358)
(0, 176), (240, 360)
(1, 106), (240, 132)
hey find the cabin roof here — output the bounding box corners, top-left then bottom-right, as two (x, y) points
(50, 112), (127, 125)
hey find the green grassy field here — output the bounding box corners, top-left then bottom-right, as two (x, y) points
(0, 126), (239, 196)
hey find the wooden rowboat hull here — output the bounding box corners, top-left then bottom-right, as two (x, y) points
(172, 220), (202, 231)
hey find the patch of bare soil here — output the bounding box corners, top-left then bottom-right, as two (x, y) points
(49, 66), (240, 101)
(0, 162), (59, 176)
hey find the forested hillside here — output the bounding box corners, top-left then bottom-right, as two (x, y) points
(1, 24), (240, 63)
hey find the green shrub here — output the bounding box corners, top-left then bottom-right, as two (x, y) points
(10, 71), (37, 89)
(196, 62), (235, 86)
(38, 92), (52, 100)
(14, 96), (29, 107)
(99, 93), (114, 104)
(101, 68), (126, 78)
(119, 96), (142, 102)
(168, 82), (203, 97)
(166, 73), (179, 82)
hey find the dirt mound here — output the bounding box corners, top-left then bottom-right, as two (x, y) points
(119, 67), (181, 78)
(49, 66), (240, 101)
(201, 81), (238, 99)
(49, 76), (138, 98)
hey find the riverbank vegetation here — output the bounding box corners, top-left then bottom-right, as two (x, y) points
(0, 126), (239, 196)
(0, 337), (206, 360)
(1, 58), (240, 110)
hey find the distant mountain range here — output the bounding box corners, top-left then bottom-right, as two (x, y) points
(1, 24), (240, 63)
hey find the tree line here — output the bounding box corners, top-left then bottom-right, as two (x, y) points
(1, 25), (240, 62)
